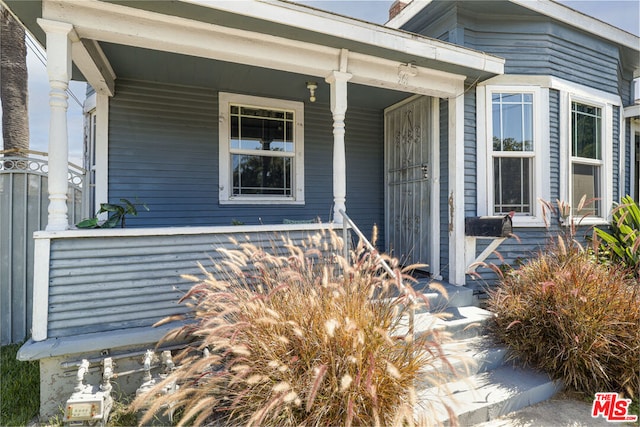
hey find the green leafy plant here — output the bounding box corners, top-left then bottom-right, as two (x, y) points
(487, 200), (640, 399)
(594, 195), (640, 278)
(76, 198), (148, 229)
(131, 229), (462, 426)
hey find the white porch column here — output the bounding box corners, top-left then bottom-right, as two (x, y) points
(326, 70), (352, 224)
(448, 93), (466, 285)
(38, 19), (73, 231)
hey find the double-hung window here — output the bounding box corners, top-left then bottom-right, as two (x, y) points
(570, 101), (602, 217)
(492, 92), (534, 214)
(481, 77), (617, 226)
(219, 93), (304, 204)
(478, 84), (547, 226)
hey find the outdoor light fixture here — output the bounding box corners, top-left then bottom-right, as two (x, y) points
(306, 82), (317, 102)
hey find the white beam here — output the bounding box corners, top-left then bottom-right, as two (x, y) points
(430, 96), (442, 280)
(465, 237), (506, 274)
(70, 37), (115, 96)
(31, 237), (51, 341)
(326, 69), (353, 224)
(95, 93), (109, 215)
(348, 51), (464, 98)
(448, 93), (466, 285)
(187, 0), (504, 75)
(38, 18), (72, 231)
(42, 0), (468, 98)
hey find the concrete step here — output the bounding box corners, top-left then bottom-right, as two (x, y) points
(412, 280), (474, 310)
(407, 304), (562, 425)
(416, 365), (563, 426)
(411, 305), (494, 341)
(418, 336), (508, 384)
(383, 280), (473, 310)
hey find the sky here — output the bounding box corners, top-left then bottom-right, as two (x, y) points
(1, 0), (638, 167)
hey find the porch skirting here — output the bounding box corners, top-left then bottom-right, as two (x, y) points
(20, 223), (347, 419)
(27, 223), (343, 344)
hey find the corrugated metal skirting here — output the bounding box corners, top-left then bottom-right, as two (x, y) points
(46, 229), (337, 338)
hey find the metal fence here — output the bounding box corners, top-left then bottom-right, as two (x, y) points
(0, 150), (84, 345)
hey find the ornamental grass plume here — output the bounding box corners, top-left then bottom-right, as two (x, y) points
(131, 228), (460, 426)
(487, 204), (640, 399)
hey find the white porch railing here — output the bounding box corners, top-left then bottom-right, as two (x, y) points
(340, 209), (415, 335)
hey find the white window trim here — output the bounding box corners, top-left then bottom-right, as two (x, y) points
(83, 92), (109, 219)
(479, 75), (623, 227)
(218, 92), (305, 205)
(560, 92), (613, 225)
(477, 83), (550, 227)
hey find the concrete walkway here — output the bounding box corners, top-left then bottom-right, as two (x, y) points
(475, 391), (639, 427)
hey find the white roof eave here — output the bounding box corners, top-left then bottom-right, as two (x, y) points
(183, 0), (505, 76)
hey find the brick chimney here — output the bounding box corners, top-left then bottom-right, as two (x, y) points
(389, 0), (409, 20)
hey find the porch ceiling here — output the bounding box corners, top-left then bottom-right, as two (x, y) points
(99, 43), (409, 110)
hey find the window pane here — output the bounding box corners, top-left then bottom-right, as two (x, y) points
(502, 103), (524, 148)
(572, 102), (601, 159)
(523, 102), (533, 150)
(492, 102), (502, 151)
(572, 163), (601, 216)
(240, 106), (286, 120)
(501, 93), (522, 103)
(230, 115), (240, 149)
(492, 92), (534, 152)
(494, 157), (531, 214)
(230, 105), (294, 153)
(232, 154), (292, 196)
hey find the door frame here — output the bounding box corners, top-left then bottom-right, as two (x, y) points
(384, 95), (441, 279)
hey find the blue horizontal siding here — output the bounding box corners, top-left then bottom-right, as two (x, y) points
(612, 106), (620, 203)
(471, 222), (593, 285)
(466, 28), (619, 95)
(464, 89), (476, 217)
(108, 81), (218, 227)
(108, 79), (385, 247)
(624, 120), (631, 197)
(402, 3), (626, 97)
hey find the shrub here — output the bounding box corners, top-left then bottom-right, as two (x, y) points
(594, 195), (640, 278)
(131, 229), (459, 426)
(487, 233), (640, 398)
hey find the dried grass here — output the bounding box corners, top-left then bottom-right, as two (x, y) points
(487, 233), (640, 398)
(131, 228), (460, 426)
